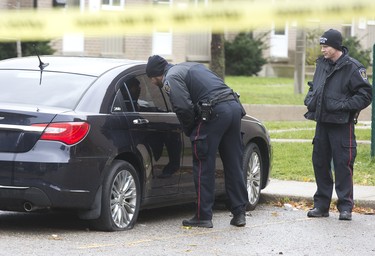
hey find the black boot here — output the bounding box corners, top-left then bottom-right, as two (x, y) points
(339, 211), (352, 221)
(307, 208), (329, 218)
(230, 213), (246, 227)
(182, 216), (213, 228)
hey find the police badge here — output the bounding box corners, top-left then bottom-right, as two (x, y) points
(163, 80), (171, 95)
(359, 68), (368, 80)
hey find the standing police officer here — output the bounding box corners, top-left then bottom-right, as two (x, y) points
(304, 29), (372, 220)
(146, 55), (249, 228)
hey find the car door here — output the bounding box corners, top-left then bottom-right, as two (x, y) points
(113, 72), (184, 198)
(178, 129), (226, 197)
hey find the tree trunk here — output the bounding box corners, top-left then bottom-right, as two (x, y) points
(210, 33), (225, 80)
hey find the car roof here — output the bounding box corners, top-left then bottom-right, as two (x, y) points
(0, 56), (146, 76)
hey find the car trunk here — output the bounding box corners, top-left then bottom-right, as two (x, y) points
(0, 105), (59, 185)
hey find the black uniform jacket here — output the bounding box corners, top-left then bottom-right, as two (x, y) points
(304, 47), (372, 123)
(162, 62), (233, 136)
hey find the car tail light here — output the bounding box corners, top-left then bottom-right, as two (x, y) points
(32, 122), (90, 145)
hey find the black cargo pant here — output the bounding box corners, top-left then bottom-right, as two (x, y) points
(312, 122), (356, 212)
(190, 100), (248, 220)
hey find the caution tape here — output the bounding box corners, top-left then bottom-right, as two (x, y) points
(0, 0), (374, 41)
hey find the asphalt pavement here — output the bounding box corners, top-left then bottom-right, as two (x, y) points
(261, 178), (375, 209)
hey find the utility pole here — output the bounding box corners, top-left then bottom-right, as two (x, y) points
(294, 28), (306, 94)
(371, 44), (375, 157)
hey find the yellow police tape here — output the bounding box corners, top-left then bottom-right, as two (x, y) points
(0, 0), (374, 41)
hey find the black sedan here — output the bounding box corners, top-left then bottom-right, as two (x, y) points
(0, 56), (271, 231)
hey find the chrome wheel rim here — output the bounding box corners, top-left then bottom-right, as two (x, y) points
(110, 169), (137, 229)
(246, 151), (261, 205)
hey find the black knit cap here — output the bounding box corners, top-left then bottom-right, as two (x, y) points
(146, 55), (168, 77)
(319, 29), (343, 51)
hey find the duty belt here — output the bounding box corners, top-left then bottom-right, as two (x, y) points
(212, 93), (236, 106)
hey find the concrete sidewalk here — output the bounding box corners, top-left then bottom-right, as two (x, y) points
(261, 179), (375, 209)
(243, 104), (372, 122)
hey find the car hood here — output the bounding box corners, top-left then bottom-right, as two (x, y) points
(0, 104), (68, 153)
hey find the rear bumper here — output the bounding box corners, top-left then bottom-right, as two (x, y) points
(0, 184), (94, 212)
(0, 185), (51, 211)
(0, 139), (109, 211)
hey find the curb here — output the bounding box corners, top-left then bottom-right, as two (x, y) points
(260, 179), (375, 210)
(260, 193), (375, 210)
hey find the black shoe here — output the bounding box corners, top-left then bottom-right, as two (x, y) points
(339, 211), (352, 221)
(182, 217), (213, 228)
(230, 213), (246, 227)
(307, 208), (329, 218)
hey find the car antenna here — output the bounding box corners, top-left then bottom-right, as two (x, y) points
(33, 44), (49, 85)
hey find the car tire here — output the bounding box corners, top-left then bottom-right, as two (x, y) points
(243, 142), (262, 211)
(91, 160), (141, 231)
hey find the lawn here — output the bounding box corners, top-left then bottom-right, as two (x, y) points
(265, 121), (375, 186)
(226, 76), (375, 186)
(226, 76), (309, 105)
(226, 76), (373, 105)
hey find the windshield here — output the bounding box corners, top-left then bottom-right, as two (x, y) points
(0, 70), (96, 109)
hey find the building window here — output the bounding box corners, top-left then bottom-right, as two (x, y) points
(53, 0), (67, 7)
(66, 0), (80, 7)
(102, 0), (121, 6)
(102, 0), (124, 9)
(342, 25), (352, 38)
(154, 0), (170, 4)
(274, 28), (286, 35)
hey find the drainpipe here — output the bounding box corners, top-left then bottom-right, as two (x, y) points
(16, 0), (23, 57)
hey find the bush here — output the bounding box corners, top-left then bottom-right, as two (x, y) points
(305, 29), (372, 68)
(305, 29), (322, 65)
(224, 32), (267, 76)
(343, 36), (372, 68)
(0, 41), (55, 60)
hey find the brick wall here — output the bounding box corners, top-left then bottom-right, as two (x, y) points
(2, 0), (53, 9)
(124, 35), (152, 60)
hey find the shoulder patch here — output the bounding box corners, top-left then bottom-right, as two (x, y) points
(163, 80), (171, 95)
(359, 68), (368, 80)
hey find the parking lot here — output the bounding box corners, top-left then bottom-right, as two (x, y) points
(0, 202), (374, 256)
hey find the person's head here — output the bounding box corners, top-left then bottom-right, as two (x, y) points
(319, 29), (343, 62)
(146, 55), (168, 88)
(126, 76), (141, 100)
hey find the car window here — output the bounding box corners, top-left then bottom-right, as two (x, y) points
(0, 70), (96, 109)
(113, 74), (168, 113)
(111, 90), (127, 112)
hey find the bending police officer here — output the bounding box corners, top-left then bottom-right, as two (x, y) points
(146, 55), (249, 228)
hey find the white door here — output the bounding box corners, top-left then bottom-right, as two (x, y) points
(270, 25), (288, 59)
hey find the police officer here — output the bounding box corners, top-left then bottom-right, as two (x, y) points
(146, 55), (249, 228)
(304, 29), (372, 220)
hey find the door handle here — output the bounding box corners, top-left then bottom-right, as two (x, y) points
(133, 119), (149, 125)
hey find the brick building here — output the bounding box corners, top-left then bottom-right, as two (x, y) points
(1, 0), (374, 76)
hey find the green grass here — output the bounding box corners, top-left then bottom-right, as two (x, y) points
(265, 121), (375, 186)
(226, 76), (373, 105)
(224, 76), (374, 186)
(264, 121), (372, 140)
(226, 76), (308, 105)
